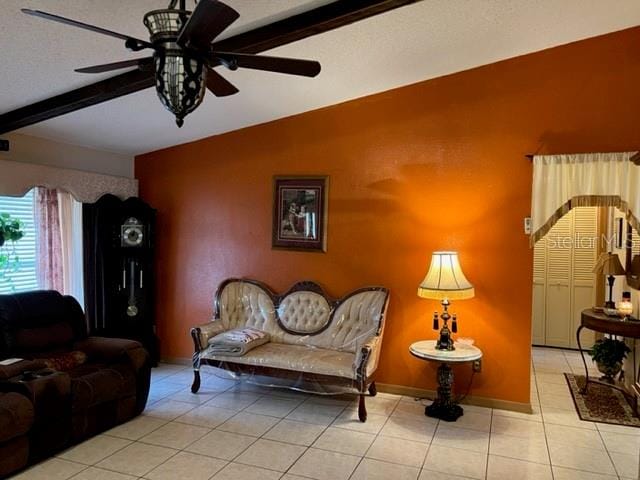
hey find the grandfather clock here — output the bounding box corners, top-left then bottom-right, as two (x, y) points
(83, 194), (159, 365)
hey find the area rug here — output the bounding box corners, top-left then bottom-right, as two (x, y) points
(564, 373), (640, 427)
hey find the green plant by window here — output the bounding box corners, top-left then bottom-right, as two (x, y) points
(0, 213), (24, 247)
(588, 338), (631, 367)
(0, 213), (25, 288)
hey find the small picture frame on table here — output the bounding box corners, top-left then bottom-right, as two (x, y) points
(272, 176), (328, 252)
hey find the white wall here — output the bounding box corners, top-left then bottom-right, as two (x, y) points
(0, 133), (134, 178)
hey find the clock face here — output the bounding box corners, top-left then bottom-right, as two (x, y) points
(123, 226), (144, 246)
(121, 218), (145, 247)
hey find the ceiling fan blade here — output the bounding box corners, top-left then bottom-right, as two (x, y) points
(177, 0), (239, 51)
(206, 68), (239, 97)
(75, 57), (154, 74)
(213, 52), (321, 77)
(22, 9), (153, 49)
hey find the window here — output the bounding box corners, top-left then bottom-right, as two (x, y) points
(0, 190), (38, 293)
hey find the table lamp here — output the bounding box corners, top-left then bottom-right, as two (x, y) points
(593, 253), (625, 309)
(418, 251), (474, 350)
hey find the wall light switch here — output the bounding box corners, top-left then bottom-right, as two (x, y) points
(524, 217), (532, 235)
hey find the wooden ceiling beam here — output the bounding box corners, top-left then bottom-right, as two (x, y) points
(211, 0), (421, 54)
(0, 69), (155, 135)
(0, 0), (420, 135)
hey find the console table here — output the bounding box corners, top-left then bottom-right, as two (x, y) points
(577, 309), (640, 403)
(409, 340), (482, 421)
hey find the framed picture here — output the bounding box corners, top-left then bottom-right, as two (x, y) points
(272, 176), (328, 252)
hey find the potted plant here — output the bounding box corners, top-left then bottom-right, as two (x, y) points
(588, 337), (631, 383)
(0, 213), (25, 289)
(0, 213), (24, 248)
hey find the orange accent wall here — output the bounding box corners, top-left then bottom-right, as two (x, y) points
(136, 27), (640, 405)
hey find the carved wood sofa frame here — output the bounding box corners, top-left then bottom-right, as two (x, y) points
(190, 279), (390, 422)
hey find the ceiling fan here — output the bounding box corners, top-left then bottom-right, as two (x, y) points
(22, 0), (321, 127)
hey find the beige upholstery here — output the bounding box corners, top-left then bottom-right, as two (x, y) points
(193, 320), (226, 349)
(207, 343), (356, 379)
(219, 281), (277, 332)
(314, 290), (386, 352)
(354, 335), (383, 378)
(195, 279), (389, 391)
(277, 292), (331, 334)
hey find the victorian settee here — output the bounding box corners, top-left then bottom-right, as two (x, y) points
(0, 290), (151, 477)
(190, 279), (389, 421)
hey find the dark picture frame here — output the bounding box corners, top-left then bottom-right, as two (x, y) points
(272, 176), (328, 252)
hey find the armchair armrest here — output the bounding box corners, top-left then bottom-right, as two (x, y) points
(0, 360), (47, 380)
(354, 335), (382, 383)
(191, 320), (227, 352)
(73, 337), (149, 371)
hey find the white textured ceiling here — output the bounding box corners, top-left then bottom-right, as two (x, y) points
(1, 0), (639, 155)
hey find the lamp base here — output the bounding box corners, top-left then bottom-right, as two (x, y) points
(604, 300), (616, 309)
(435, 328), (455, 351)
(434, 299), (455, 351)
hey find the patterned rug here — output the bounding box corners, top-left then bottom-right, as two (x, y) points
(564, 373), (640, 427)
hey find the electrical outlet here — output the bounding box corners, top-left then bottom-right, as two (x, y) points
(524, 216), (532, 235)
(473, 359), (482, 372)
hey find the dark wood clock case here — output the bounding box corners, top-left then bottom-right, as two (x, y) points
(83, 194), (159, 365)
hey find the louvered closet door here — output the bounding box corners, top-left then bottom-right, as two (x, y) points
(571, 208), (597, 348)
(632, 226), (640, 257)
(545, 213), (573, 347)
(532, 236), (547, 345)
(532, 207), (598, 348)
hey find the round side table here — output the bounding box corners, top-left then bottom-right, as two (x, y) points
(409, 340), (482, 421)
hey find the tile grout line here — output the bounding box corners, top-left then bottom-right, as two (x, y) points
(531, 358), (556, 480)
(90, 372), (225, 479)
(23, 356), (629, 480)
(562, 349), (623, 480)
(348, 396), (400, 479)
(484, 407), (493, 479)
(261, 398), (345, 479)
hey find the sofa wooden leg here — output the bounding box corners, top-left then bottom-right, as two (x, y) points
(191, 370), (201, 393)
(358, 394), (367, 422)
(368, 381), (377, 397)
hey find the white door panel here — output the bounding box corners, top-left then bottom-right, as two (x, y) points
(532, 207), (599, 348)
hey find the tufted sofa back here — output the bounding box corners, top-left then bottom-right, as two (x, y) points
(217, 281), (277, 332)
(214, 279), (389, 353)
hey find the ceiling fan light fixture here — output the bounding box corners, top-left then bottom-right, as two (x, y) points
(143, 9), (188, 43)
(155, 53), (206, 127)
(145, 8), (205, 127)
(15, 0), (322, 131)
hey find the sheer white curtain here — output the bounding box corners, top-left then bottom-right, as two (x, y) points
(58, 191), (84, 305)
(531, 152), (640, 244)
(35, 187), (84, 303)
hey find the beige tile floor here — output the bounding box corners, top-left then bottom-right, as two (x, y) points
(9, 347), (640, 480)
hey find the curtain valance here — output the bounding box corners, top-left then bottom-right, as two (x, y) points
(0, 159), (137, 202)
(531, 152), (640, 244)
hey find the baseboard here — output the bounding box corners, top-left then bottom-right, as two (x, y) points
(377, 382), (532, 414)
(158, 357), (532, 414)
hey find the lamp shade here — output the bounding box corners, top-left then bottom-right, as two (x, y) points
(418, 251), (475, 300)
(593, 253), (625, 275)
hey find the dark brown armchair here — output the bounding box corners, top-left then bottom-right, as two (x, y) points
(0, 290), (151, 477)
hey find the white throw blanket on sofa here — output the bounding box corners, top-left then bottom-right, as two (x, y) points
(207, 327), (270, 356)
